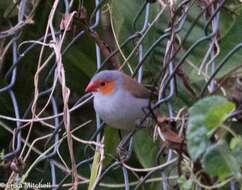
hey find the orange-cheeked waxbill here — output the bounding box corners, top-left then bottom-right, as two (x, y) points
(85, 70), (152, 130)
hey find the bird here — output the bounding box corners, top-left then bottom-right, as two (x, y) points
(85, 70), (153, 130)
(85, 70), (183, 161)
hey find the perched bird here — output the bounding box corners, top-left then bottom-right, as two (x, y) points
(85, 70), (152, 130)
(85, 70), (183, 161)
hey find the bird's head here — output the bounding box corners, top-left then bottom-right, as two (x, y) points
(85, 70), (122, 95)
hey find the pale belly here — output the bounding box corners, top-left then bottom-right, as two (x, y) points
(93, 91), (149, 130)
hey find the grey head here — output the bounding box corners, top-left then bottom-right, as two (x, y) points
(91, 70), (123, 85)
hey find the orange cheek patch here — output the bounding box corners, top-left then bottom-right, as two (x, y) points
(99, 81), (115, 95)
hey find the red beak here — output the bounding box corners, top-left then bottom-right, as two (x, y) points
(85, 81), (98, 92)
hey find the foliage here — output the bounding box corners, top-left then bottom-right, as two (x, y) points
(0, 0), (242, 189)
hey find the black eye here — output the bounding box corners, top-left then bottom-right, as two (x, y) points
(100, 82), (106, 86)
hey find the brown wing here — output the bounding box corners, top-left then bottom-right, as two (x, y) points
(122, 73), (152, 99)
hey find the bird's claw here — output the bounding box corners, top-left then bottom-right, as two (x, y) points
(116, 135), (133, 162)
(116, 145), (132, 162)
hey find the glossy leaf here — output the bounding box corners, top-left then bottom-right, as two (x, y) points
(216, 8), (242, 76)
(230, 137), (242, 166)
(186, 96), (235, 160)
(88, 148), (102, 190)
(134, 128), (161, 168)
(103, 127), (120, 166)
(182, 5), (242, 81)
(202, 141), (240, 180)
(205, 100), (235, 133)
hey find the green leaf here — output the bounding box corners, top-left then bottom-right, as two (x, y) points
(186, 96), (235, 160)
(230, 137), (242, 166)
(181, 4), (242, 82)
(202, 140), (240, 180)
(186, 119), (209, 161)
(216, 8), (242, 76)
(103, 127), (120, 166)
(205, 101), (235, 133)
(110, 0), (168, 75)
(63, 36), (97, 92)
(88, 148), (101, 190)
(2, 1), (18, 18)
(178, 175), (193, 190)
(134, 129), (160, 168)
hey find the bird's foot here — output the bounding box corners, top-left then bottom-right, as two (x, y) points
(116, 145), (132, 162)
(116, 136), (133, 162)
